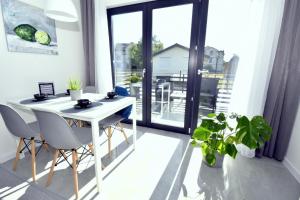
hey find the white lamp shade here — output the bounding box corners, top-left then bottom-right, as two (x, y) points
(44, 0), (78, 22)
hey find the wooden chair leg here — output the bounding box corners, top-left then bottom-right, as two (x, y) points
(31, 138), (36, 182)
(40, 134), (49, 151)
(118, 123), (129, 144)
(75, 150), (78, 161)
(68, 119), (72, 126)
(108, 127), (112, 156)
(88, 144), (94, 154)
(72, 150), (79, 199)
(46, 150), (59, 187)
(13, 138), (24, 171)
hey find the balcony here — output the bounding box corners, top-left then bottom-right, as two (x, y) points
(115, 70), (235, 127)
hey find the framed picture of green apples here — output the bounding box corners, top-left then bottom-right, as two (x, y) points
(1, 0), (58, 55)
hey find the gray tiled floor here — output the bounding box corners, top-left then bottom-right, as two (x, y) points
(1, 125), (299, 200)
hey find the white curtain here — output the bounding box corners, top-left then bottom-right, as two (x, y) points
(246, 0), (285, 116)
(94, 0), (113, 93)
(228, 0), (285, 157)
(229, 0), (285, 116)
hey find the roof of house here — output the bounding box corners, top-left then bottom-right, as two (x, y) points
(153, 43), (189, 57)
(153, 43), (225, 58)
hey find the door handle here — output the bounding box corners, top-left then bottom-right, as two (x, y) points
(197, 69), (209, 75)
(142, 68), (146, 78)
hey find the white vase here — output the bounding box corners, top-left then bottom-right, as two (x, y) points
(70, 90), (82, 101)
(237, 144), (255, 158)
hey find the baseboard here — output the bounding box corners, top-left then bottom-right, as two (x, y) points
(283, 158), (300, 184)
(0, 151), (15, 164)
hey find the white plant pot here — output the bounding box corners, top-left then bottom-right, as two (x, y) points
(70, 90), (82, 101)
(203, 153), (224, 168)
(236, 144), (255, 158)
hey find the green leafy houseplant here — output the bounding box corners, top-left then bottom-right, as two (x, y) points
(68, 79), (81, 90)
(191, 113), (272, 167)
(68, 79), (82, 101)
(127, 74), (142, 84)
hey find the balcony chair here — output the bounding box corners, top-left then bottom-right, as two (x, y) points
(0, 104), (48, 182)
(199, 78), (219, 112)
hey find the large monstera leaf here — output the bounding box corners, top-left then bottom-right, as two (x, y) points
(236, 116), (272, 149)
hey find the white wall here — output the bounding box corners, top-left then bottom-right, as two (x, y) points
(284, 106), (300, 183)
(0, 0), (85, 162)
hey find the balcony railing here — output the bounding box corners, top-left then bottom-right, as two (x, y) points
(114, 70), (236, 122)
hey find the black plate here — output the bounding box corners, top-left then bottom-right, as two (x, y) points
(74, 103), (93, 109)
(32, 98), (48, 102)
(105, 95), (118, 99)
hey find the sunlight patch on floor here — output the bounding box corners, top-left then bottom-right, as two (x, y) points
(100, 132), (180, 200)
(0, 182), (30, 200)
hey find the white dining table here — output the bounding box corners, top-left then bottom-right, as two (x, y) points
(8, 93), (137, 193)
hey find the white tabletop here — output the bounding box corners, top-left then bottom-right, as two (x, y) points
(8, 93), (136, 122)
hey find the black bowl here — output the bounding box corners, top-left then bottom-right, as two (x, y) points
(107, 92), (116, 99)
(34, 93), (47, 101)
(77, 99), (91, 107)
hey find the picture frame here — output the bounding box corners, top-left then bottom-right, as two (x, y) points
(39, 82), (55, 96)
(1, 0), (58, 55)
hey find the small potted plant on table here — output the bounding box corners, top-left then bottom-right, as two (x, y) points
(191, 113), (272, 168)
(127, 73), (142, 97)
(68, 79), (82, 101)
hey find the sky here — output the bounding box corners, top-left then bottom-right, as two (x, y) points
(112, 4), (192, 48)
(112, 0), (256, 61)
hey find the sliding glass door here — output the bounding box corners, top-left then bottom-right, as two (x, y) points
(108, 0), (209, 133)
(109, 11), (144, 121)
(195, 0), (242, 127)
(150, 4), (193, 128)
